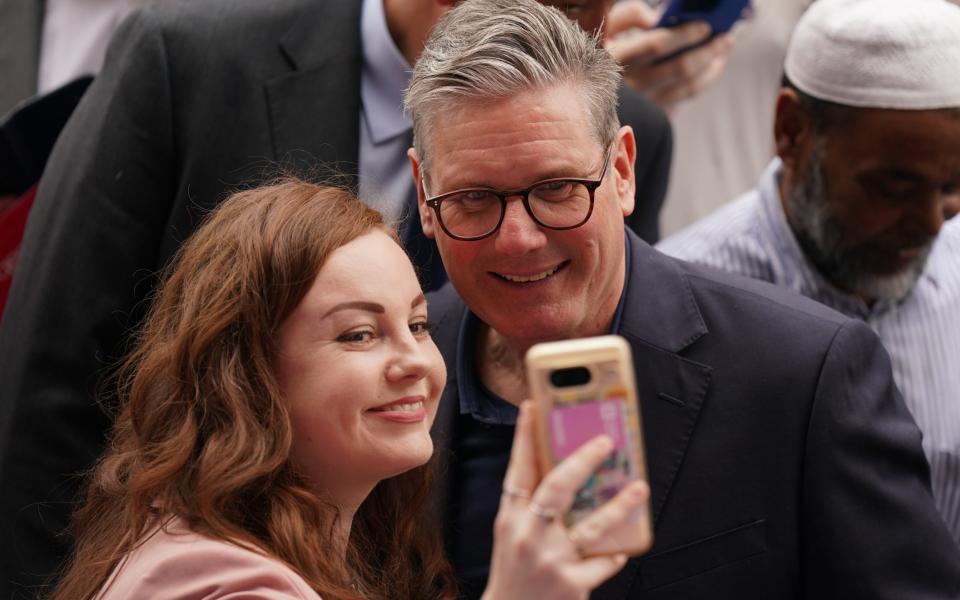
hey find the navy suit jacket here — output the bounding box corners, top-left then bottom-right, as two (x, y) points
(0, 0), (672, 594)
(427, 229), (960, 599)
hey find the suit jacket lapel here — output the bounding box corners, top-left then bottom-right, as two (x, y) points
(265, 0), (363, 183)
(427, 234), (715, 599)
(594, 232), (713, 599)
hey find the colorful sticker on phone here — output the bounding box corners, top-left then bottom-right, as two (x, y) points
(548, 398), (637, 519)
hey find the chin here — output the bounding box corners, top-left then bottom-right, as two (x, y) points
(842, 245), (932, 301)
(376, 439), (435, 480)
(849, 267), (925, 302)
(489, 305), (575, 339)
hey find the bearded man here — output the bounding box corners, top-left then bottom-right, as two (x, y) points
(658, 0), (960, 544)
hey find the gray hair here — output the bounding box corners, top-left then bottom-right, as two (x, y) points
(404, 0), (622, 179)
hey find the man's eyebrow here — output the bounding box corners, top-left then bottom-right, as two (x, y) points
(451, 170), (589, 190)
(443, 159), (601, 191)
(322, 301), (385, 318)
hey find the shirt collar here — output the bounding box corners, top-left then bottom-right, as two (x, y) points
(360, 0), (412, 144)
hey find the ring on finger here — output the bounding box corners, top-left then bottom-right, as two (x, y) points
(527, 501), (558, 524)
(501, 483), (532, 501)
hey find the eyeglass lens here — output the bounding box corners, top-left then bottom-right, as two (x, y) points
(438, 180), (592, 238)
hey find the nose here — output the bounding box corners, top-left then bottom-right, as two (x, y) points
(493, 196), (548, 256)
(385, 331), (431, 383)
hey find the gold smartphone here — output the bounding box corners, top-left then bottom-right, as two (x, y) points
(525, 335), (652, 556)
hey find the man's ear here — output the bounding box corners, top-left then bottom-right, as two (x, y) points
(774, 89), (815, 172)
(408, 147), (437, 239)
(612, 125), (637, 218)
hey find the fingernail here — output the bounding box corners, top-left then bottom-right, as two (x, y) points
(595, 435), (614, 452)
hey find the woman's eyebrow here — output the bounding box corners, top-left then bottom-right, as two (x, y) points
(322, 301), (385, 318)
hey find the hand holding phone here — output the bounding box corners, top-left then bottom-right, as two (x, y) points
(656, 0), (752, 36)
(604, 1), (734, 110)
(482, 402), (650, 600)
(525, 335), (652, 556)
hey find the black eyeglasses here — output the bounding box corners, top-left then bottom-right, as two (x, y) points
(422, 149), (612, 241)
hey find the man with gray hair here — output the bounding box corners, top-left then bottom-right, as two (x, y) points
(408, 0), (960, 597)
(658, 0), (960, 544)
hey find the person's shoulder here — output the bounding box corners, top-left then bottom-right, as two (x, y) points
(100, 0), (361, 96)
(670, 253), (849, 339)
(644, 232), (842, 324)
(616, 83), (671, 139)
(658, 190), (762, 255)
(656, 191), (779, 280)
(635, 233), (850, 346)
(641, 250), (878, 393)
(119, 0), (349, 50)
(136, 0), (317, 30)
(99, 518), (320, 599)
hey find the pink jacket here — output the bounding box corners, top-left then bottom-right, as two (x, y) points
(97, 518), (321, 599)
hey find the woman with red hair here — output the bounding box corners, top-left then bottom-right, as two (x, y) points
(48, 180), (647, 600)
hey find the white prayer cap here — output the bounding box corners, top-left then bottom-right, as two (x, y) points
(784, 0), (960, 110)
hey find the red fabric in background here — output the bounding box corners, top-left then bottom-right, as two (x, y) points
(0, 184), (37, 318)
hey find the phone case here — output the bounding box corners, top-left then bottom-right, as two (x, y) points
(656, 0), (752, 34)
(525, 335), (651, 556)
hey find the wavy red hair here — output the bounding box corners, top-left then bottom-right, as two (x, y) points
(49, 180), (456, 600)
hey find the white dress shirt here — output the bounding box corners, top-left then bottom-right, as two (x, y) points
(357, 0), (415, 225)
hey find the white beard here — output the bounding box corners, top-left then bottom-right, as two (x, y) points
(786, 142), (932, 302)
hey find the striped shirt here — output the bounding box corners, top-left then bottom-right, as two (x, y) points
(657, 159), (960, 544)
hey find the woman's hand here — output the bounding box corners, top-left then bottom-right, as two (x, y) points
(481, 402), (651, 600)
(603, 0), (734, 113)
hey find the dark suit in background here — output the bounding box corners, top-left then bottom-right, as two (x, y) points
(620, 84), (670, 244)
(427, 229), (960, 599)
(0, 0), (367, 595)
(0, 0), (42, 118)
(0, 0), (673, 595)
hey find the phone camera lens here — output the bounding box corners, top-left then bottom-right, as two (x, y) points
(549, 367), (592, 388)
